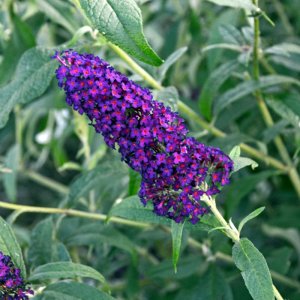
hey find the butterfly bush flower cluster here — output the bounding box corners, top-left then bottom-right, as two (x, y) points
(53, 50), (233, 224)
(0, 251), (33, 300)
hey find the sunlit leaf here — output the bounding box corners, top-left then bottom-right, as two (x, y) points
(29, 262), (105, 283)
(79, 0), (163, 66)
(229, 146), (258, 173)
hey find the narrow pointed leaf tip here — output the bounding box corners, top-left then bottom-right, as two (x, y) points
(238, 207), (265, 233)
(171, 221), (185, 273)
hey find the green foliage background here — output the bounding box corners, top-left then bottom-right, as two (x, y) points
(0, 0), (300, 299)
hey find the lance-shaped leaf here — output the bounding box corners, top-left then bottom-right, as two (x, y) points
(0, 47), (57, 128)
(171, 220), (185, 273)
(29, 262), (105, 283)
(232, 238), (274, 300)
(79, 0), (163, 66)
(238, 207), (265, 233)
(0, 217), (26, 278)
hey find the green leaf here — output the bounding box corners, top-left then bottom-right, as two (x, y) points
(29, 262), (105, 284)
(0, 12), (35, 85)
(67, 160), (129, 206)
(229, 145), (258, 173)
(202, 43), (242, 53)
(110, 196), (170, 225)
(208, 226), (228, 234)
(266, 247), (293, 275)
(0, 47), (57, 128)
(153, 86), (179, 111)
(0, 216), (26, 278)
(225, 171), (276, 215)
(206, 9), (241, 71)
(158, 47), (188, 81)
(28, 218), (54, 268)
(111, 196), (217, 231)
(37, 0), (77, 34)
(147, 255), (203, 280)
(284, 93), (300, 118)
(262, 225), (300, 264)
(205, 0), (258, 10)
(232, 157), (258, 173)
(214, 75), (300, 115)
(270, 55), (300, 72)
(27, 218), (70, 268)
(266, 43), (300, 55)
(3, 144), (20, 202)
(35, 282), (115, 300)
(266, 98), (300, 128)
(232, 238), (274, 300)
(262, 120), (289, 143)
(52, 242), (72, 263)
(58, 162), (83, 172)
(79, 0), (163, 66)
(175, 264), (233, 300)
(219, 24), (245, 45)
(238, 207), (265, 233)
(65, 223), (136, 255)
(199, 60), (239, 120)
(229, 145), (241, 158)
(128, 169), (141, 196)
(171, 221), (184, 273)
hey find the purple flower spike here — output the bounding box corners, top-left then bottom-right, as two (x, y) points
(0, 251), (33, 299)
(54, 50), (233, 224)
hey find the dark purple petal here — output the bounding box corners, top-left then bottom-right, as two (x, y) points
(0, 251), (33, 299)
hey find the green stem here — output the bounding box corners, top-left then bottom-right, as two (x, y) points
(178, 102), (287, 172)
(109, 43), (163, 90)
(273, 285), (284, 300)
(270, 271), (300, 290)
(252, 0), (300, 198)
(202, 194), (285, 300)
(23, 170), (69, 195)
(215, 251), (300, 290)
(0, 200), (149, 228)
(0, 199), (298, 290)
(202, 195), (239, 243)
(109, 44), (287, 173)
(260, 56), (277, 75)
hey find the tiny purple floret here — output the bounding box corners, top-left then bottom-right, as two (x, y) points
(53, 50), (234, 224)
(0, 251), (33, 299)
